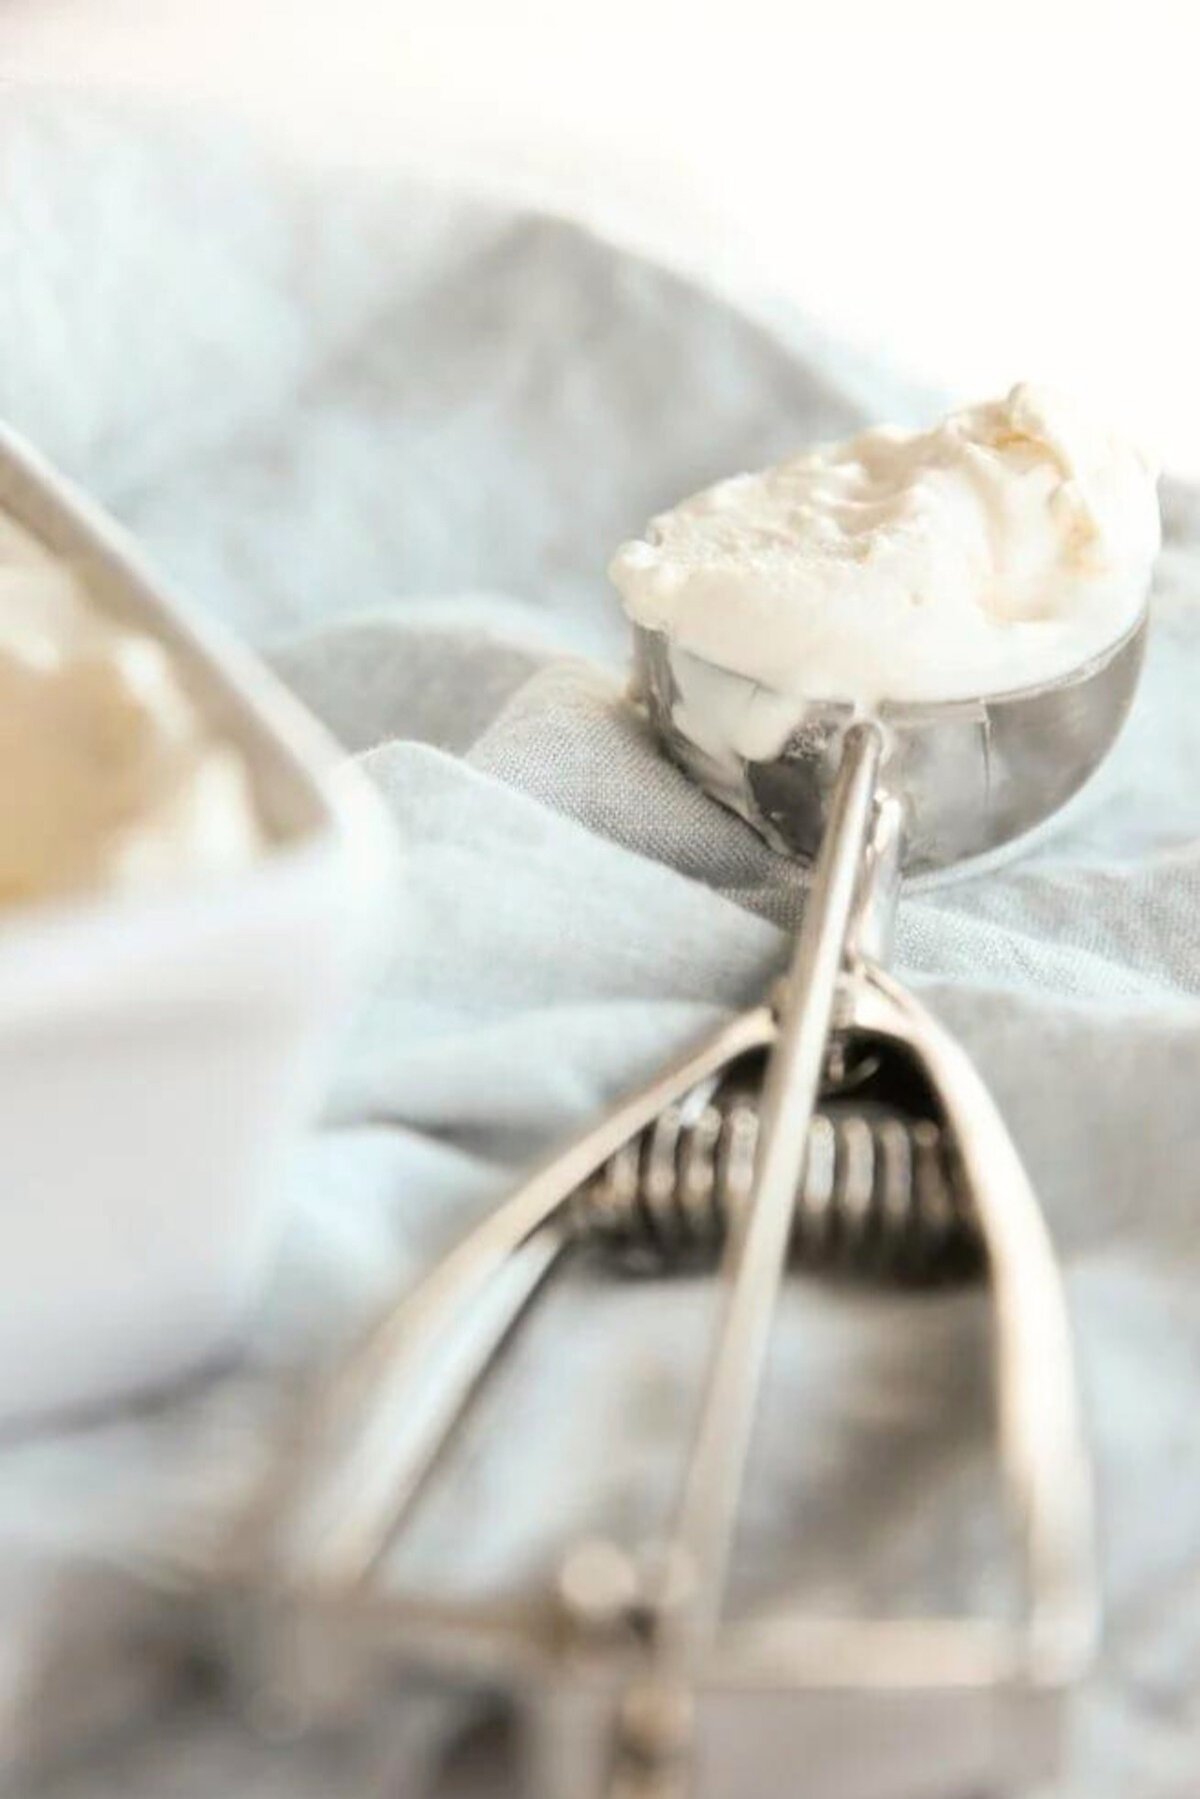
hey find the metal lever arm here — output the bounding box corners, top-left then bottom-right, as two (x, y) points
(233, 1004), (778, 1595)
(853, 968), (1097, 1684)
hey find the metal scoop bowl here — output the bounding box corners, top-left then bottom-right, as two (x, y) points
(633, 614), (1147, 876)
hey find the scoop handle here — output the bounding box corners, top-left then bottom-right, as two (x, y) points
(853, 965), (1097, 1683)
(229, 1004), (777, 1595)
(605, 721), (885, 1799)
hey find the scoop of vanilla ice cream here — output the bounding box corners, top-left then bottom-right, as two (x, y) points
(0, 511), (261, 909)
(610, 385), (1160, 729)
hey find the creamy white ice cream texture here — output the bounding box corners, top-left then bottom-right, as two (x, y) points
(0, 510), (261, 908)
(611, 384), (1160, 764)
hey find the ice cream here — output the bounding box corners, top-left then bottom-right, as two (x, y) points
(611, 384), (1160, 764)
(0, 509), (261, 909)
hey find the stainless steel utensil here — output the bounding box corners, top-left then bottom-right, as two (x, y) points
(635, 617), (1146, 874)
(208, 610), (1146, 1799)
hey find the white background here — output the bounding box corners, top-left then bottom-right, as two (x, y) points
(4, 0), (1199, 472)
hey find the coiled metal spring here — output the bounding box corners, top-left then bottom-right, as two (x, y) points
(571, 1060), (983, 1285)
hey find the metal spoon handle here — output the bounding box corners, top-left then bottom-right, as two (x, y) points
(610, 720), (885, 1795)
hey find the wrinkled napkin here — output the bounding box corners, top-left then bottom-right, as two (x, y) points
(3, 94), (1200, 1798)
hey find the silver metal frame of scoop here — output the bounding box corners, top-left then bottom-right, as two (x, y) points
(195, 614), (1132, 1795)
(633, 614), (1148, 874)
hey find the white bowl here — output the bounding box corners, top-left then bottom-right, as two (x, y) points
(0, 426), (398, 1425)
